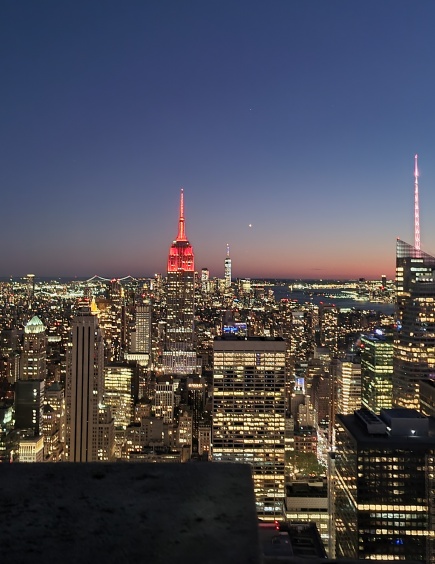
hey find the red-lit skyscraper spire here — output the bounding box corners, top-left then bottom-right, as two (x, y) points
(164, 189), (196, 375)
(167, 188), (194, 272)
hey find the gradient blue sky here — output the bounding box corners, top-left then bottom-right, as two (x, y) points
(2, 1), (435, 280)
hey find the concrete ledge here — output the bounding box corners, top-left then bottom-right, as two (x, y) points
(0, 463), (260, 564)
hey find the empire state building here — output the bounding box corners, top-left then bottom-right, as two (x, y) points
(163, 189), (197, 375)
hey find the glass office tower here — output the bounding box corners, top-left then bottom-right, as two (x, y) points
(394, 239), (435, 409)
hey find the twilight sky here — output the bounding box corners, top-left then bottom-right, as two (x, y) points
(2, 0), (435, 280)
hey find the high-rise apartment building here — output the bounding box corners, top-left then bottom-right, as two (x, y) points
(65, 307), (105, 462)
(164, 189), (196, 375)
(212, 336), (286, 520)
(361, 330), (393, 412)
(20, 316), (47, 381)
(394, 239), (435, 408)
(334, 408), (435, 562)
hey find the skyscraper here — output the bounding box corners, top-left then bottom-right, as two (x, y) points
(163, 189), (196, 375)
(201, 268), (210, 293)
(360, 330), (393, 412)
(104, 363), (134, 429)
(319, 304), (338, 356)
(393, 239), (435, 408)
(15, 379), (45, 435)
(129, 300), (152, 368)
(224, 244), (231, 290)
(336, 354), (361, 415)
(65, 306), (106, 462)
(134, 301), (152, 354)
(334, 408), (435, 561)
(20, 316), (47, 381)
(212, 336), (286, 520)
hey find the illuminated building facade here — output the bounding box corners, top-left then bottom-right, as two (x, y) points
(42, 404), (61, 461)
(20, 316), (47, 381)
(187, 377), (207, 441)
(19, 435), (44, 463)
(131, 301), (152, 357)
(319, 304), (339, 355)
(198, 425), (211, 456)
(154, 379), (176, 424)
(65, 307), (104, 462)
(284, 478), (329, 548)
(334, 408), (435, 562)
(0, 405), (13, 463)
(361, 331), (393, 412)
(164, 189), (196, 375)
(201, 268), (210, 293)
(104, 363), (134, 429)
(93, 278), (126, 364)
(45, 382), (65, 447)
(336, 355), (361, 415)
(212, 336), (286, 520)
(394, 239), (435, 409)
(97, 405), (115, 461)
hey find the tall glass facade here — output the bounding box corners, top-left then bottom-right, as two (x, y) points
(394, 239), (435, 409)
(361, 332), (393, 412)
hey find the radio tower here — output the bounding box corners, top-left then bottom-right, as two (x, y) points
(414, 154), (421, 251)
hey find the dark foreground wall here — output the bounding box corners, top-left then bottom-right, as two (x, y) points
(0, 463), (260, 564)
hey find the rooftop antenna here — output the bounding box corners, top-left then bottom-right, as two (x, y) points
(414, 154), (420, 250)
(176, 188), (186, 241)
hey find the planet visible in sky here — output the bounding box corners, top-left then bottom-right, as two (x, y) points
(248, 224), (252, 228)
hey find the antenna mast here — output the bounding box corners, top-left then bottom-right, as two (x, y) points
(176, 188), (186, 241)
(414, 154), (420, 250)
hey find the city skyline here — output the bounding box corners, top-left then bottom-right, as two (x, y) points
(2, 1), (435, 279)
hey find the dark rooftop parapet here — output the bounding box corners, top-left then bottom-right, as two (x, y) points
(0, 463), (260, 564)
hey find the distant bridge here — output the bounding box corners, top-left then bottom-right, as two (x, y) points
(85, 275), (138, 283)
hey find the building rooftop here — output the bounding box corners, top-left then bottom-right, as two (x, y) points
(259, 522), (327, 562)
(24, 315), (45, 333)
(338, 408), (435, 448)
(382, 408), (424, 419)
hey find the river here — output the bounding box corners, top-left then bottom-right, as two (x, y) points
(272, 286), (395, 315)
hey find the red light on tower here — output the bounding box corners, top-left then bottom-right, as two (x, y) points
(167, 189), (195, 273)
